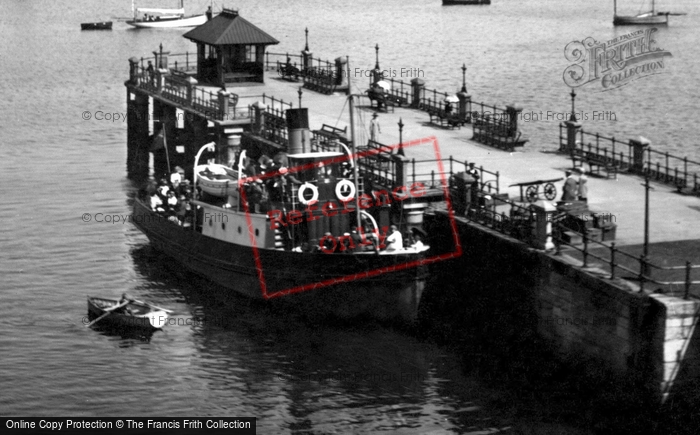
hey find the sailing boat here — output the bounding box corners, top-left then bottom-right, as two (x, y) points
(613, 0), (672, 25)
(127, 0), (209, 28)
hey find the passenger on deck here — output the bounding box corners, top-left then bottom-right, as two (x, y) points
(245, 180), (265, 213)
(177, 199), (193, 227)
(384, 225), (403, 252)
(157, 178), (170, 200)
(177, 179), (191, 199)
(258, 155), (274, 174)
(166, 190), (179, 215)
(170, 166), (183, 189)
(150, 192), (165, 213)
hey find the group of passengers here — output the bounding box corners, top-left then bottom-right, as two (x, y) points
(234, 151), (305, 213)
(149, 166), (193, 227)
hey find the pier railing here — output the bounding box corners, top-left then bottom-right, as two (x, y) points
(355, 141), (501, 199)
(559, 124), (700, 192)
(552, 223), (700, 298)
(465, 198), (537, 245)
(265, 52), (342, 94)
(130, 58), (250, 121)
(250, 94), (293, 147)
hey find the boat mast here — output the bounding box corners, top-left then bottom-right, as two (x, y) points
(348, 95), (362, 231)
(614, 0), (617, 15)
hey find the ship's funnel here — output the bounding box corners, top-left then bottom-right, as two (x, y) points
(286, 108), (310, 155)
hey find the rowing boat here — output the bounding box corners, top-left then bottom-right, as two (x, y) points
(86, 296), (169, 330)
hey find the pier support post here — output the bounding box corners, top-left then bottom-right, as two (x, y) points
(155, 68), (168, 95)
(457, 91), (472, 124)
(126, 90), (150, 180)
(410, 78), (425, 109)
(217, 121), (242, 167)
(565, 119), (582, 154)
(252, 101), (265, 134)
(218, 90), (230, 120)
(531, 200), (556, 250)
(505, 105), (523, 138)
(153, 47), (170, 70)
(128, 57), (140, 85)
(334, 56), (348, 91)
(185, 76), (198, 107)
(630, 137), (651, 175)
(302, 50), (312, 72)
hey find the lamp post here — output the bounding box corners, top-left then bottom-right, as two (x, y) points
(641, 176), (652, 285)
(298, 87), (303, 108)
(461, 63), (468, 93)
(397, 118), (405, 157)
(569, 89), (577, 122)
(375, 43), (380, 70)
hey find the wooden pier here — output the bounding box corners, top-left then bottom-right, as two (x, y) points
(125, 15), (700, 404)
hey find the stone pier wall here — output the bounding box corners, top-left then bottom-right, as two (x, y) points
(424, 210), (700, 403)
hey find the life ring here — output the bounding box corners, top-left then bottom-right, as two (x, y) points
(298, 182), (319, 205)
(335, 179), (356, 202)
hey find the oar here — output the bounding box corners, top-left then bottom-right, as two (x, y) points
(132, 299), (174, 313)
(85, 300), (130, 327)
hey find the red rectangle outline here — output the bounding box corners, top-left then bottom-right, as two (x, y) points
(238, 135), (462, 299)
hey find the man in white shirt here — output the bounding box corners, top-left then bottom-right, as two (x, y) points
(384, 225), (403, 252)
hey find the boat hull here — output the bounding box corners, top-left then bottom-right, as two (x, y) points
(613, 13), (668, 25)
(81, 22), (113, 30)
(87, 297), (168, 330)
(443, 0), (491, 4)
(132, 199), (428, 324)
(126, 14), (207, 28)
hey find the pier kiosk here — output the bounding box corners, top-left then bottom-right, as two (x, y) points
(183, 9), (279, 87)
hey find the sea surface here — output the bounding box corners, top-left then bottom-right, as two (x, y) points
(1, 0), (698, 433)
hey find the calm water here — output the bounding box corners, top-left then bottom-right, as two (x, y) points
(1, 0), (697, 432)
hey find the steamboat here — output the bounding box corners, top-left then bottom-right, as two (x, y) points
(131, 100), (431, 323)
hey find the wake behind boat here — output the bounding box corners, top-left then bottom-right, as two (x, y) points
(87, 296), (169, 330)
(126, 0), (209, 28)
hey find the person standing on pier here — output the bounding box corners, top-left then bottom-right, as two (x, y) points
(370, 113), (381, 143)
(577, 171), (588, 203)
(562, 170), (577, 201)
(146, 61), (154, 85)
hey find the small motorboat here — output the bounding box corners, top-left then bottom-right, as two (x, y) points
(81, 22), (113, 30)
(87, 296), (169, 330)
(195, 164), (239, 198)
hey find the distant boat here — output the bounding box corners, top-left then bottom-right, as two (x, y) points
(81, 21), (113, 30)
(443, 0), (491, 5)
(613, 0), (683, 25)
(126, 0), (209, 28)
